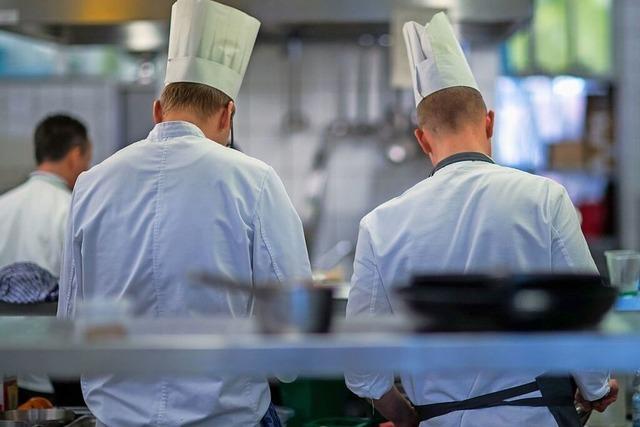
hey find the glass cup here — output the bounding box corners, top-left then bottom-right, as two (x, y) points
(605, 250), (640, 296)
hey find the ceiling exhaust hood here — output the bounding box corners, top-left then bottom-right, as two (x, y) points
(0, 0), (532, 51)
(0, 0), (172, 51)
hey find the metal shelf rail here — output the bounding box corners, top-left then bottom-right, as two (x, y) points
(1, 315), (639, 377)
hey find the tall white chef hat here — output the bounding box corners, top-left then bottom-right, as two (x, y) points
(403, 12), (479, 107)
(165, 0), (260, 101)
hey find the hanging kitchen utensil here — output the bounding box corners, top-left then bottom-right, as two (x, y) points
(281, 36), (309, 134)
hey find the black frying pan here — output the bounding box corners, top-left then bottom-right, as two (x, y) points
(396, 273), (617, 332)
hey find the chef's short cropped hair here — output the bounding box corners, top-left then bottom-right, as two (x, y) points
(160, 82), (232, 119)
(417, 86), (486, 134)
(34, 114), (89, 165)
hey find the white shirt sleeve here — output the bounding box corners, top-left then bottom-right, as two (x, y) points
(345, 218), (395, 400)
(48, 198), (70, 278)
(251, 167), (312, 284)
(549, 185), (598, 273)
(57, 190), (82, 319)
(548, 184), (610, 400)
(573, 371), (611, 401)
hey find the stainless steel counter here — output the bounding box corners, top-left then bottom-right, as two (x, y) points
(1, 314), (639, 377)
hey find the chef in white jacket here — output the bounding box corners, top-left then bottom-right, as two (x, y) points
(57, 1), (311, 426)
(345, 12), (617, 427)
(0, 114), (91, 276)
(0, 114), (91, 400)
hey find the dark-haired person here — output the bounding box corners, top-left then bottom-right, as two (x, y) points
(0, 114), (91, 400)
(57, 1), (310, 426)
(0, 114), (91, 274)
(345, 13), (617, 427)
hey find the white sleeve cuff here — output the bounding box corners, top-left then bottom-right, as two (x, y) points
(573, 371), (610, 401)
(345, 372), (394, 400)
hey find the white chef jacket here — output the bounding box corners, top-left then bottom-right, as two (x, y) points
(0, 171), (69, 394)
(57, 121), (312, 427)
(346, 158), (610, 427)
(0, 172), (70, 275)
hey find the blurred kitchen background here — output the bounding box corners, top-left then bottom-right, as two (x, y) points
(0, 0), (637, 279)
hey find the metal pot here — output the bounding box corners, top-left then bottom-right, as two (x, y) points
(0, 421), (28, 427)
(191, 273), (334, 334)
(0, 409), (75, 427)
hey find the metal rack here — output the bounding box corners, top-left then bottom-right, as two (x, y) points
(1, 314), (639, 377)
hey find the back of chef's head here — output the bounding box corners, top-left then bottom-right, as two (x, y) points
(34, 114), (89, 165)
(416, 86), (487, 135)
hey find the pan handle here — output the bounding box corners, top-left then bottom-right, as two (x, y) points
(188, 272), (256, 295)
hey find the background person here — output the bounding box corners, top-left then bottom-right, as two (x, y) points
(0, 113), (91, 403)
(345, 13), (617, 427)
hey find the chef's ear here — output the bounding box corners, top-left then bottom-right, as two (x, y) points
(219, 101), (235, 131)
(486, 110), (495, 139)
(66, 145), (83, 164)
(153, 100), (163, 124)
(414, 127), (433, 156)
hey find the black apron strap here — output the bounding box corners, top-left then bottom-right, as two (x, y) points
(415, 375), (580, 427)
(415, 381), (541, 420)
(536, 375), (581, 427)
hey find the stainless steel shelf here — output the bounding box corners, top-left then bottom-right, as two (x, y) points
(1, 316), (639, 377)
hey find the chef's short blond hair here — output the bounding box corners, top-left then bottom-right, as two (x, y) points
(160, 82), (232, 118)
(417, 86), (486, 134)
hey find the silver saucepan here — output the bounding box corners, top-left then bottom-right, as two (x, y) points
(0, 409), (75, 427)
(190, 272), (334, 334)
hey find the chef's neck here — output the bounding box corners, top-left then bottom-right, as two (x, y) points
(425, 127), (491, 167)
(37, 162), (74, 189)
(157, 110), (228, 146)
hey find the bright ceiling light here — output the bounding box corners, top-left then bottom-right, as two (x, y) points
(124, 21), (164, 52)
